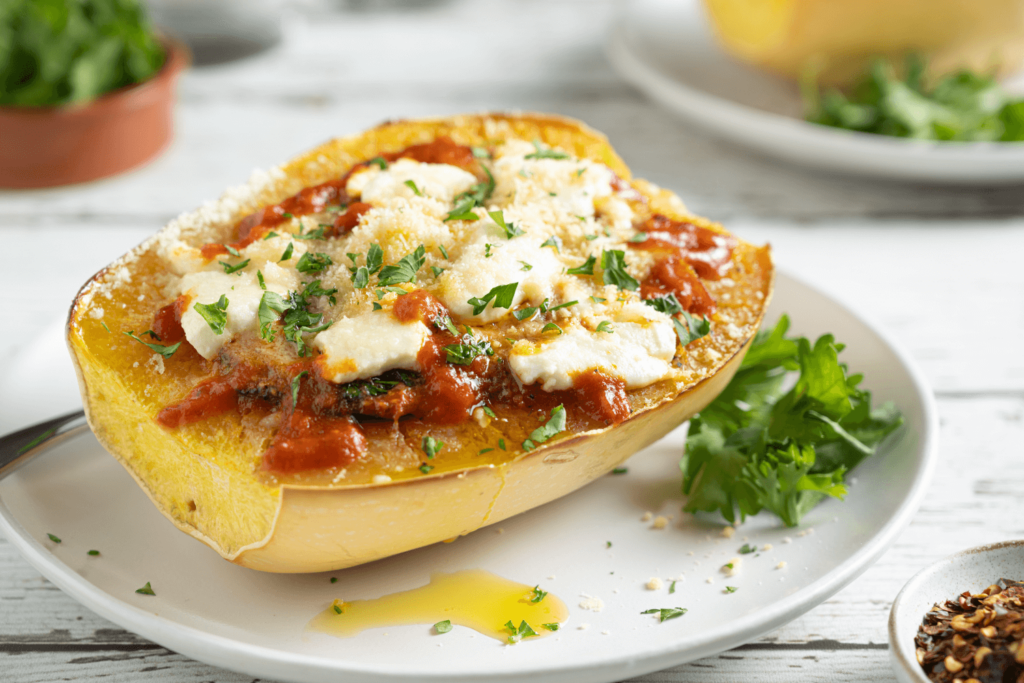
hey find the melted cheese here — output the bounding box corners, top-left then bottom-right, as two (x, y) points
(509, 317), (677, 391)
(179, 263), (298, 360)
(347, 159), (478, 205)
(314, 312), (431, 384)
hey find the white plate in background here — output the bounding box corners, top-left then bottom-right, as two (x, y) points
(0, 273), (938, 683)
(607, 0), (1024, 184)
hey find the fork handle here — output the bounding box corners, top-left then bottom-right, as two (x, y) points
(0, 410), (88, 481)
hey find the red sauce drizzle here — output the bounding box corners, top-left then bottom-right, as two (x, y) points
(332, 201), (371, 235)
(572, 371), (630, 425)
(393, 136), (478, 171)
(632, 214), (736, 280)
(393, 289), (446, 325)
(156, 364), (258, 429)
(641, 256), (717, 317)
(151, 295), (188, 344)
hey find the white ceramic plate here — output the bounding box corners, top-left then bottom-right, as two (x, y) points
(0, 273), (937, 683)
(606, 0), (1024, 184)
(888, 540), (1024, 683)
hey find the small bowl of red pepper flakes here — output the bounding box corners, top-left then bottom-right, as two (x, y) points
(889, 540), (1024, 683)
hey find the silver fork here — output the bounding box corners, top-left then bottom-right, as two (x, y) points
(0, 411), (88, 481)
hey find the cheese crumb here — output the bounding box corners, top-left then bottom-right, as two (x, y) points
(721, 526), (735, 538)
(645, 577), (663, 590)
(371, 474), (392, 484)
(762, 543), (773, 551)
(641, 511), (653, 522)
(602, 630), (610, 635)
(722, 557), (740, 577)
(706, 578), (714, 584)
(651, 516), (669, 530)
(578, 623), (590, 630)
(579, 595), (604, 612)
(776, 561), (787, 570)
(782, 537), (793, 544)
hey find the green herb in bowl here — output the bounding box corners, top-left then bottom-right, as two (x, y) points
(681, 315), (903, 527)
(0, 0), (165, 108)
(803, 56), (1024, 142)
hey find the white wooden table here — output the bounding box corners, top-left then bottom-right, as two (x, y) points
(3, 1), (1023, 680)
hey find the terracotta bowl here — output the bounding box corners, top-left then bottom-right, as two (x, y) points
(0, 37), (189, 189)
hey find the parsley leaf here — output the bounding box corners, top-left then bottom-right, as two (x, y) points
(258, 291), (289, 341)
(404, 179), (422, 196)
(422, 435), (444, 459)
(601, 250), (639, 291)
(739, 543), (756, 555)
(530, 585), (548, 603)
(368, 156), (388, 169)
(279, 243), (294, 262)
(47, 533), (61, 543)
(540, 236), (560, 252)
(513, 307), (538, 321)
(445, 167), (495, 222)
(489, 210), (524, 239)
(352, 266), (370, 289)
(505, 619), (539, 644)
(520, 261), (533, 271)
(444, 337), (495, 365)
(680, 315), (904, 528)
(467, 282), (518, 316)
(641, 607), (688, 622)
(523, 405), (566, 451)
(673, 311), (711, 347)
(725, 586), (738, 593)
(541, 322), (562, 335)
(291, 371), (308, 406)
(566, 255), (596, 276)
(378, 246), (426, 286)
(296, 252), (332, 274)
(219, 259), (250, 275)
(135, 582), (156, 596)
(434, 620), (453, 634)
(596, 320), (614, 333)
(645, 293), (683, 316)
(525, 140), (570, 160)
(542, 623), (560, 631)
(193, 296), (229, 335)
(124, 331), (181, 358)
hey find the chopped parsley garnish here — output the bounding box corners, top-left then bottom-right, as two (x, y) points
(601, 250), (639, 291)
(258, 291), (289, 341)
(513, 307), (538, 321)
(282, 212), (294, 219)
(296, 252), (332, 274)
(479, 448), (494, 455)
(725, 586), (738, 593)
(471, 146), (491, 158)
(419, 464), (434, 474)
(88, 550), (100, 556)
(641, 607), (687, 622)
(404, 179), (422, 196)
(489, 210), (524, 239)
(611, 467), (628, 474)
(523, 405), (566, 451)
(674, 311), (711, 347)
(482, 406), (496, 418)
(433, 313), (460, 336)
(366, 244), (384, 274)
(484, 243), (493, 258)
(378, 245), (426, 286)
(547, 300), (578, 312)
(644, 293), (683, 316)
(263, 232), (279, 240)
(542, 623), (560, 631)
(499, 439), (506, 450)
(47, 533), (61, 543)
(291, 371), (308, 406)
(142, 330), (160, 340)
(224, 245), (241, 257)
(520, 261), (533, 271)
(258, 281), (336, 355)
(294, 225), (327, 241)
(330, 577), (337, 583)
(257, 270), (266, 290)
(590, 296), (606, 303)
(444, 337), (495, 365)
(739, 543), (757, 555)
(135, 582), (156, 596)
(101, 321), (111, 333)
(681, 314), (904, 527)
(219, 259), (250, 275)
(505, 619), (539, 644)
(193, 296), (229, 335)
(368, 156), (388, 169)
(669, 580), (677, 594)
(434, 620), (453, 634)
(539, 236), (560, 252)
(541, 322), (562, 335)
(352, 267), (370, 289)
(445, 167), (495, 222)
(530, 585), (548, 603)
(596, 320), (614, 333)
(567, 255), (596, 276)
(124, 331), (181, 358)
(606, 541), (612, 548)
(467, 282), (518, 316)
(332, 601), (345, 614)
(628, 233), (648, 243)
(422, 436), (444, 459)
(372, 302), (383, 311)
(279, 243), (294, 261)
(438, 244), (449, 260)
(431, 266), (444, 278)
(525, 140), (569, 160)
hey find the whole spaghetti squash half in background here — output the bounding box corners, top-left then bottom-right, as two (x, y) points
(67, 113), (774, 573)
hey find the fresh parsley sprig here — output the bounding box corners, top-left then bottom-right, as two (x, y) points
(523, 405), (566, 451)
(467, 282), (518, 316)
(124, 331), (181, 358)
(681, 315), (903, 527)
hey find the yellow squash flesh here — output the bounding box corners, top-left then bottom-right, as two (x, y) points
(67, 113), (773, 573)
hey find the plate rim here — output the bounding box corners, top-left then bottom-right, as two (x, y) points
(606, 0), (1024, 183)
(0, 271), (940, 683)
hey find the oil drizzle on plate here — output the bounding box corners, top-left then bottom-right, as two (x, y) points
(308, 569), (568, 642)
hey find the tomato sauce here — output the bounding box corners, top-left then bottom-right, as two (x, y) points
(632, 214), (736, 280)
(332, 201), (371, 235)
(151, 295), (188, 344)
(641, 255), (717, 317)
(572, 371), (630, 425)
(156, 363), (259, 429)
